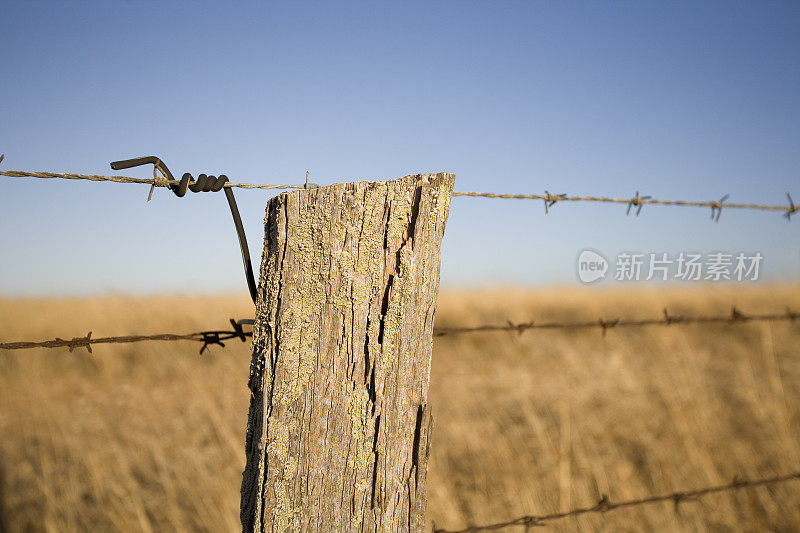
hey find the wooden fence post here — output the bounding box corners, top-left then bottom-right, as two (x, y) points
(240, 172), (455, 532)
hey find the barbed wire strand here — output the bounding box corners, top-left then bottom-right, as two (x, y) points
(1, 169), (797, 218)
(2, 308), (796, 353)
(0, 170), (308, 191)
(450, 190), (793, 213)
(432, 470), (800, 532)
(0, 319), (253, 354)
(434, 307), (798, 337)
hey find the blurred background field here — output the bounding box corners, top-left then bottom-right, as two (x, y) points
(1, 285), (799, 532)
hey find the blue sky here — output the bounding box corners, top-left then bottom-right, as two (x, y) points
(1, 1), (798, 296)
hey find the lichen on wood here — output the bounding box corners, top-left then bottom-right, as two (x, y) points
(241, 172), (454, 532)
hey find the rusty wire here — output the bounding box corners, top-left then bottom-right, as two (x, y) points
(434, 307), (799, 337)
(0, 169), (313, 191)
(0, 319), (253, 354)
(451, 190), (797, 220)
(2, 168), (798, 219)
(432, 470), (800, 532)
(1, 308), (796, 353)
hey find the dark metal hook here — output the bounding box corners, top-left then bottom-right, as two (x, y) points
(110, 156), (258, 304)
(230, 318), (255, 341)
(111, 156), (175, 179)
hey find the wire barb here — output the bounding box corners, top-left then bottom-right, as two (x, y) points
(786, 193), (797, 221)
(542, 191), (567, 214)
(730, 306), (748, 322)
(710, 194), (730, 222)
(53, 331), (93, 353)
(662, 308), (682, 325)
(148, 165), (170, 201)
(593, 494), (613, 513)
(626, 191), (651, 216)
(199, 332), (225, 354)
(598, 318), (619, 337)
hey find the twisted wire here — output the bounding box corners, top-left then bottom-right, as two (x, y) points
(433, 471), (800, 532)
(2, 308), (796, 353)
(1, 169), (796, 217)
(0, 319), (253, 354)
(0, 170), (309, 191)
(434, 307), (799, 337)
(451, 190), (791, 213)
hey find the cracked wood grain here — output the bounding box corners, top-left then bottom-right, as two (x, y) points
(241, 173), (454, 532)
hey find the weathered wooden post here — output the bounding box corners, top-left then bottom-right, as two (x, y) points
(240, 172), (454, 532)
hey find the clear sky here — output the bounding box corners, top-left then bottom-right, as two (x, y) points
(1, 1), (798, 296)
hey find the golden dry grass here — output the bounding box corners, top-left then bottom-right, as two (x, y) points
(1, 285), (799, 532)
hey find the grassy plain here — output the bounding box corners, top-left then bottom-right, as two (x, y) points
(1, 285), (799, 531)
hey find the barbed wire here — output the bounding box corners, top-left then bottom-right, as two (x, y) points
(1, 168), (796, 220)
(434, 307), (799, 337)
(1, 308), (796, 353)
(0, 319), (253, 354)
(451, 190), (797, 220)
(432, 470), (800, 532)
(0, 169), (310, 191)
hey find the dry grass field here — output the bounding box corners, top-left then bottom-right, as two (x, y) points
(1, 285), (799, 532)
